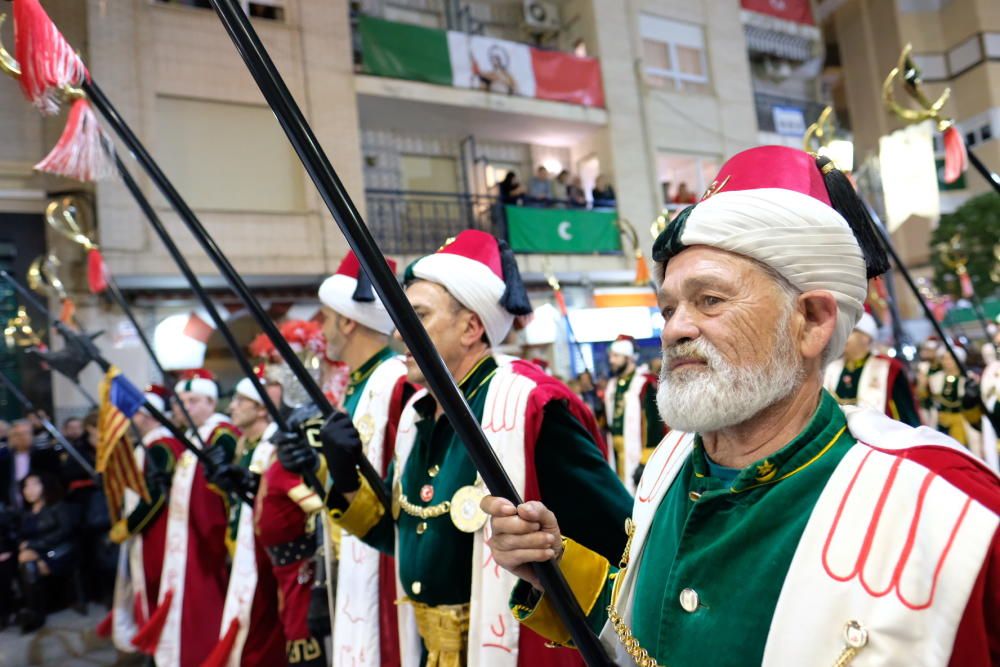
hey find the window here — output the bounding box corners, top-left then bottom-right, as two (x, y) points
(154, 96), (306, 212)
(639, 14), (710, 95)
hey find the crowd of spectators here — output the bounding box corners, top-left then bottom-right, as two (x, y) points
(498, 165), (617, 209)
(0, 411), (114, 633)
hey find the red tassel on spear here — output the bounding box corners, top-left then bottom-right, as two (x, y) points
(13, 0), (88, 113)
(5, 1), (115, 182)
(35, 97), (116, 182)
(941, 124), (968, 185)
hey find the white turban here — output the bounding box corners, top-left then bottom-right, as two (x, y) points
(671, 188), (867, 357)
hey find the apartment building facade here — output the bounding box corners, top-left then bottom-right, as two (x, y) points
(0, 0), (763, 416)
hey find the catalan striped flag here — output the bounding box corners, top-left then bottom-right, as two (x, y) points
(97, 366), (151, 522)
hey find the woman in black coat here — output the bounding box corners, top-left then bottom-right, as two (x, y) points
(16, 471), (74, 633)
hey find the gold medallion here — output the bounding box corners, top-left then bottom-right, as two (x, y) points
(449, 485), (488, 533)
(392, 479), (401, 520)
(356, 413), (376, 446)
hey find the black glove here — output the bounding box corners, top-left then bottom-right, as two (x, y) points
(273, 429), (320, 475)
(306, 584), (331, 639)
(208, 464), (260, 498)
(632, 463), (645, 489)
(201, 443), (231, 477)
(320, 411), (363, 494)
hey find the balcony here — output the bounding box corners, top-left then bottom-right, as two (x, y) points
(353, 15), (605, 110)
(365, 189), (622, 256)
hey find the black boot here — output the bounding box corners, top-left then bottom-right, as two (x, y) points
(17, 561), (46, 634)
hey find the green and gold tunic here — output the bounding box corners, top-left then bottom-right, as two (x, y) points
(335, 355), (633, 607)
(343, 346), (396, 417)
(831, 354), (921, 427)
(514, 391), (858, 666)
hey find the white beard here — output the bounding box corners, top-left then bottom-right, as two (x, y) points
(657, 312), (803, 434)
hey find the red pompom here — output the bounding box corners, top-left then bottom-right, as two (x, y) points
(87, 247), (107, 294)
(35, 98), (115, 182)
(131, 590), (173, 654)
(13, 0), (88, 114)
(942, 125), (967, 184)
(200, 618), (240, 667)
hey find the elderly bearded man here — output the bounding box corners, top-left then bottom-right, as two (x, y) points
(287, 230), (633, 666)
(482, 146), (1000, 667)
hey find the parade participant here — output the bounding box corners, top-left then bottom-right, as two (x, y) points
(304, 230), (632, 666)
(203, 371), (287, 667)
(130, 369), (236, 666)
(483, 146), (1000, 666)
(314, 252), (411, 667)
(923, 346), (984, 455)
(255, 420), (328, 667)
(603, 334), (666, 490)
(916, 336), (942, 424)
(823, 312), (921, 426)
(236, 321), (334, 667)
(103, 385), (178, 652)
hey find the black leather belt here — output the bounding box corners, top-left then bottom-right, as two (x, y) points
(266, 533), (316, 567)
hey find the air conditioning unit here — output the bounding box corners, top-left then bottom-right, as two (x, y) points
(523, 0), (560, 33)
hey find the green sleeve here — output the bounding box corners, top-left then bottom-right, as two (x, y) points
(209, 428), (238, 462)
(890, 372), (922, 427)
(642, 380), (665, 452)
(509, 541), (619, 646)
(535, 401), (633, 564)
(330, 463), (396, 555)
(125, 443), (174, 536)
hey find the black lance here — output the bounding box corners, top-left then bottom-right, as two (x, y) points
(79, 83), (383, 508)
(0, 369), (97, 481)
(0, 270), (253, 504)
(868, 210), (1000, 434)
(206, 1), (613, 663)
(105, 150), (327, 501)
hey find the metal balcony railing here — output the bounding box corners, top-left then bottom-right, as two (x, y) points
(754, 92), (829, 135)
(365, 189), (502, 255)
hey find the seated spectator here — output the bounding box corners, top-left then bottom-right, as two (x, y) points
(567, 176), (587, 207)
(592, 174), (616, 207)
(498, 171), (526, 205)
(673, 181), (697, 204)
(16, 472), (74, 633)
(1, 420), (59, 509)
(526, 166), (553, 204)
(552, 169), (570, 205)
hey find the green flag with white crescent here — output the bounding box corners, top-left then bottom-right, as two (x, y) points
(505, 206), (622, 254)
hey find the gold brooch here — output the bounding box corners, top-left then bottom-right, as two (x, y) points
(755, 460), (777, 482)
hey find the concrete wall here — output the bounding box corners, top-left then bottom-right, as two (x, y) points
(89, 0), (364, 279)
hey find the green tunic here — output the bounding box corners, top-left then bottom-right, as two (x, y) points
(357, 355), (632, 607)
(832, 354), (921, 427)
(123, 441), (175, 536)
(515, 391), (857, 666)
(343, 346), (396, 418)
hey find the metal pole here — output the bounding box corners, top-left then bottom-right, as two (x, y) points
(84, 83), (373, 507)
(205, 2), (613, 662)
(106, 151), (326, 498)
(0, 270), (254, 501)
(967, 148), (1000, 195)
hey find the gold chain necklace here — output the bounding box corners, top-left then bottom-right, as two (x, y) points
(606, 604), (663, 667)
(397, 492), (451, 520)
